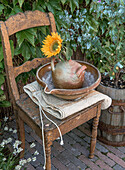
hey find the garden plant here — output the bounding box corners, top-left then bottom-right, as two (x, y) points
(0, 116), (39, 170)
(59, 0), (125, 89)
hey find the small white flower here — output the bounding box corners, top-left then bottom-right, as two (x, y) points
(3, 158), (6, 161)
(0, 141), (5, 147)
(80, 18), (84, 22)
(74, 18), (79, 22)
(59, 15), (62, 19)
(19, 159), (27, 166)
(17, 147), (23, 153)
(100, 60), (102, 62)
(15, 165), (21, 170)
(4, 126), (8, 131)
(9, 128), (13, 132)
(27, 158), (31, 162)
(13, 129), (17, 133)
(15, 140), (22, 144)
(7, 138), (12, 143)
(13, 149), (17, 155)
(77, 36), (82, 43)
(13, 140), (21, 149)
(30, 143), (36, 148)
(0, 142), (5, 147)
(13, 143), (19, 149)
(32, 157), (36, 162)
(34, 150), (39, 155)
(4, 116), (8, 122)
(1, 139), (8, 146)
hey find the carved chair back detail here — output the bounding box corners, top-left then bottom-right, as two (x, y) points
(0, 10), (56, 103)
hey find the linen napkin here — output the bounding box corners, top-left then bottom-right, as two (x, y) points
(23, 81), (112, 120)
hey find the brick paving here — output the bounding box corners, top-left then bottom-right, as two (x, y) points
(2, 118), (125, 170)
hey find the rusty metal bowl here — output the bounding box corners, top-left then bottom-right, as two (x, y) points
(36, 60), (101, 100)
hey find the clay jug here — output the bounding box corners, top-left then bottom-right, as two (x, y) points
(51, 57), (87, 89)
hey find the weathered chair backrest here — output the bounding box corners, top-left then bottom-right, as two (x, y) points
(0, 10), (56, 104)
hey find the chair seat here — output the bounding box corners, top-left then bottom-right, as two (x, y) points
(16, 93), (101, 133)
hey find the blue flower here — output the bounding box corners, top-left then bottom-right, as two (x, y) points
(77, 36), (82, 43)
(80, 18), (84, 22)
(76, 10), (79, 16)
(59, 15), (62, 19)
(74, 18), (79, 22)
(76, 24), (79, 29)
(116, 62), (123, 69)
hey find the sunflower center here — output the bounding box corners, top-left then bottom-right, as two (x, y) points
(50, 40), (59, 52)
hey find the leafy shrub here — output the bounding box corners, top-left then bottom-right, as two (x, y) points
(59, 0), (125, 88)
(59, 8), (99, 56)
(87, 0), (125, 87)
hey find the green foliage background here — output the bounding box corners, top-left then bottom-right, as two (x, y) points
(0, 0), (81, 107)
(0, 0), (124, 107)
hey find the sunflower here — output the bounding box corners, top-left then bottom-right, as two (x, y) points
(41, 32), (63, 58)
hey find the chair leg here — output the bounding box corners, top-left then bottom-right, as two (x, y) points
(44, 132), (52, 170)
(18, 116), (25, 159)
(89, 103), (101, 159)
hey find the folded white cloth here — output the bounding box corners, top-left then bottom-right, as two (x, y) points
(23, 81), (112, 119)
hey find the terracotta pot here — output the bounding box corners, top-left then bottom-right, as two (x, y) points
(51, 58), (87, 89)
(97, 83), (125, 146)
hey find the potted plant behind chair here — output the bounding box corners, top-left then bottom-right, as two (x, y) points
(89, 0), (125, 146)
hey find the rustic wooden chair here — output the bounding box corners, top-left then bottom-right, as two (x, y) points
(0, 10), (103, 170)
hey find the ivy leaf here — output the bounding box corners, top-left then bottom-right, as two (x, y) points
(10, 40), (14, 58)
(120, 0), (124, 6)
(85, 0), (90, 6)
(0, 94), (6, 102)
(0, 0), (8, 5)
(100, 20), (107, 34)
(0, 4), (4, 13)
(66, 47), (73, 60)
(73, 0), (79, 9)
(13, 0), (18, 7)
(15, 41), (36, 61)
(0, 63), (3, 69)
(0, 74), (5, 85)
(69, 0), (77, 14)
(122, 74), (125, 81)
(0, 101), (11, 107)
(16, 28), (37, 47)
(60, 0), (66, 5)
(38, 27), (47, 36)
(0, 89), (4, 95)
(86, 42), (91, 49)
(86, 16), (99, 32)
(18, 0), (24, 8)
(34, 5), (45, 12)
(36, 46), (43, 58)
(46, 3), (55, 14)
(49, 0), (62, 11)
(11, 6), (23, 14)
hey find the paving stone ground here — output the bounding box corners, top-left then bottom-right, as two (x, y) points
(2, 117), (125, 170)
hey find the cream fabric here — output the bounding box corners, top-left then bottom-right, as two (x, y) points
(23, 81), (112, 119)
